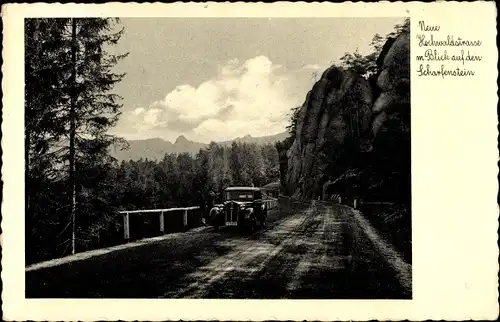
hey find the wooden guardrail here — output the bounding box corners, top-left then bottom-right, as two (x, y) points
(354, 200), (396, 209)
(264, 198), (279, 209)
(119, 206), (200, 241)
(120, 199), (278, 241)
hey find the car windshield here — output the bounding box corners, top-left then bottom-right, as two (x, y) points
(225, 190), (254, 201)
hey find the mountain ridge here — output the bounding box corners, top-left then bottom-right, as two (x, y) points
(111, 131), (289, 161)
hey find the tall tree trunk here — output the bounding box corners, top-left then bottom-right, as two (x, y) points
(348, 108), (353, 137)
(25, 20), (39, 217)
(356, 108), (360, 137)
(69, 18), (77, 255)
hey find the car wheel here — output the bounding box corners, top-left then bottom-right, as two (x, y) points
(236, 223), (247, 235)
(251, 219), (258, 232)
(214, 216), (220, 231)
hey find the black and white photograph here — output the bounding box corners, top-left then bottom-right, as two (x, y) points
(3, 1), (499, 321)
(23, 16), (412, 299)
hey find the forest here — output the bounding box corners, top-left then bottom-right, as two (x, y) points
(114, 142), (279, 212)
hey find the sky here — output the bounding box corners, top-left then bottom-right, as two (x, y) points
(108, 17), (405, 143)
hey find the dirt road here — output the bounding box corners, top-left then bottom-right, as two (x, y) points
(26, 202), (411, 299)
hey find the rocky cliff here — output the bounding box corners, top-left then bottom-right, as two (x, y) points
(283, 31), (410, 202)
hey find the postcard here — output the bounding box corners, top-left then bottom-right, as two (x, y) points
(2, 2), (498, 321)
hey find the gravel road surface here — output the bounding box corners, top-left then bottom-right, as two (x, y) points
(26, 202), (410, 299)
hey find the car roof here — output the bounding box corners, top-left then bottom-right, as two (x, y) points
(224, 186), (261, 191)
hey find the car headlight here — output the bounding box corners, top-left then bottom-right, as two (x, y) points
(243, 207), (253, 217)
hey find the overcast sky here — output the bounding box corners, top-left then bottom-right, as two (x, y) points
(108, 17), (405, 143)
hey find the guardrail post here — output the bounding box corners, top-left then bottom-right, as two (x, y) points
(159, 211), (164, 233)
(123, 212), (130, 241)
(183, 209), (188, 229)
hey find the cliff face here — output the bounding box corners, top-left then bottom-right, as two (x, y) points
(283, 31), (410, 202)
(285, 67), (373, 198)
(372, 32), (410, 137)
(370, 32), (411, 203)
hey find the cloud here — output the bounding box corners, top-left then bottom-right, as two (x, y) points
(122, 55), (323, 142)
(298, 64), (322, 71)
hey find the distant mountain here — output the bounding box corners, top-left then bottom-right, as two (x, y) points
(110, 131), (289, 162)
(219, 132), (289, 146)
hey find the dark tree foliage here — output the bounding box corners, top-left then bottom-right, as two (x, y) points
(285, 105), (302, 137)
(112, 142), (280, 211)
(340, 17), (410, 78)
(275, 136), (294, 195)
(25, 18), (129, 263)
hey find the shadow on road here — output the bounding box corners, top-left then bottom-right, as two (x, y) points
(26, 199), (410, 299)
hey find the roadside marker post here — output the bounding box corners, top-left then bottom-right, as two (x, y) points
(123, 212), (130, 241)
(183, 209), (188, 229)
(159, 211), (165, 233)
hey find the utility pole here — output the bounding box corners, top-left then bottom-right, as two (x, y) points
(69, 18), (77, 255)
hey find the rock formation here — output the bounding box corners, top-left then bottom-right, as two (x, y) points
(283, 31), (410, 202)
(372, 32), (410, 137)
(285, 66), (373, 198)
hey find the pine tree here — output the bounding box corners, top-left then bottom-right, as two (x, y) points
(340, 18), (409, 78)
(261, 144), (280, 183)
(229, 142), (242, 185)
(25, 18), (71, 208)
(286, 105), (302, 137)
(25, 18), (128, 257)
(25, 18), (75, 262)
(194, 149), (210, 193)
(68, 18), (128, 253)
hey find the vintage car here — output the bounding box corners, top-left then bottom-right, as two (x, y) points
(209, 187), (267, 231)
